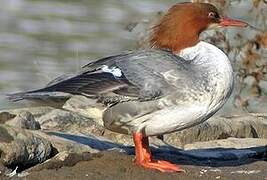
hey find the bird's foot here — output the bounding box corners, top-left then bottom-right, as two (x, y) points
(135, 159), (184, 173)
(133, 132), (184, 173)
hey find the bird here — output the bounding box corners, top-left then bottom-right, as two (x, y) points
(8, 2), (248, 172)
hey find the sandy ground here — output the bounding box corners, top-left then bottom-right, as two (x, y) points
(5, 151), (267, 180)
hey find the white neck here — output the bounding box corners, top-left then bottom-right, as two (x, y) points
(178, 41), (228, 65)
(178, 41), (233, 76)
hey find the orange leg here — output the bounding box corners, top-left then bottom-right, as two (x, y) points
(133, 133), (184, 173)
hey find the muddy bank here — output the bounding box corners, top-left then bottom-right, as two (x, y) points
(4, 151), (266, 180)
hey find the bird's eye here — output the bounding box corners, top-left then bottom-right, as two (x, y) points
(208, 12), (218, 19)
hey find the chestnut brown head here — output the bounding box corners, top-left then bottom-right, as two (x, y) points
(149, 3), (247, 53)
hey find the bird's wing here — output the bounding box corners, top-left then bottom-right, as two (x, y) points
(9, 49), (191, 103)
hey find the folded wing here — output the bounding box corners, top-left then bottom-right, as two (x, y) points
(8, 49), (191, 104)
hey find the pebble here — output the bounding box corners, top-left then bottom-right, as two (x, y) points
(230, 170), (261, 174)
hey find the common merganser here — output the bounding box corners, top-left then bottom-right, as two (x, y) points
(9, 3), (248, 172)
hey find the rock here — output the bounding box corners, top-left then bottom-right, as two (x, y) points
(46, 131), (124, 152)
(5, 111), (41, 130)
(247, 96), (267, 113)
(102, 130), (134, 146)
(164, 114), (267, 147)
(33, 131), (99, 154)
(0, 106), (54, 119)
(36, 109), (105, 136)
(0, 125), (52, 168)
(184, 137), (267, 150)
(0, 112), (16, 124)
(27, 151), (97, 172)
(63, 95), (105, 125)
(0, 125), (99, 172)
(0, 162), (10, 176)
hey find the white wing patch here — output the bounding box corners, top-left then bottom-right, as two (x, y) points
(101, 65), (122, 77)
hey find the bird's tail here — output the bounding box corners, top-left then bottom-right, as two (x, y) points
(7, 90), (72, 102)
(7, 74), (75, 102)
(6, 91), (29, 102)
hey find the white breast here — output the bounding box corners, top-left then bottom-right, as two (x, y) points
(179, 41), (234, 114)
